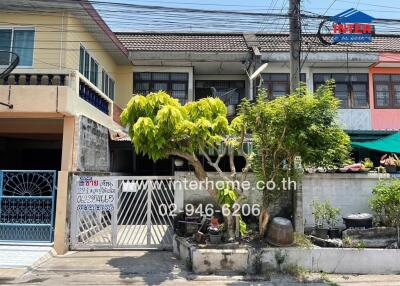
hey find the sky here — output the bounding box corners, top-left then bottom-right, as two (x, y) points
(96, 0), (400, 32)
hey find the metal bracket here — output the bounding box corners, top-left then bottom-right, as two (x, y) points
(0, 102), (13, 109)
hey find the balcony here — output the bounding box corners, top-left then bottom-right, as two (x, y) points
(0, 71), (119, 129)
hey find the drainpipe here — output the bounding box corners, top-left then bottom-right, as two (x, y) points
(59, 11), (65, 70)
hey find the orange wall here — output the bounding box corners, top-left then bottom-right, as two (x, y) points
(369, 65), (400, 130)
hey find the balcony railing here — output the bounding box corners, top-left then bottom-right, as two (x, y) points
(0, 73), (69, 86)
(78, 79), (109, 115)
(0, 71), (114, 119)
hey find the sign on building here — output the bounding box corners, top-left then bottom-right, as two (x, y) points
(330, 8), (374, 43)
(75, 176), (117, 211)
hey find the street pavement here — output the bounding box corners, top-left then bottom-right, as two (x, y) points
(1, 250), (399, 285)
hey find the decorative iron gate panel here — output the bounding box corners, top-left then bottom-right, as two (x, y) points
(70, 176), (175, 250)
(0, 170), (57, 243)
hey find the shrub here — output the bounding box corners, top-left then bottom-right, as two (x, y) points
(369, 179), (400, 245)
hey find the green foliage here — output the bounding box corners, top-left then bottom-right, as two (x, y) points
(240, 82), (350, 207)
(369, 179), (400, 228)
(311, 200), (340, 228)
(120, 91), (231, 160)
(363, 158), (374, 168)
(293, 232), (313, 249)
(217, 185), (238, 205)
(216, 185), (247, 236)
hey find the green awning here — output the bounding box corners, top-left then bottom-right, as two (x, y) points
(351, 132), (400, 153)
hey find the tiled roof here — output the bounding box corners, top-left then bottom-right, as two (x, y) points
(116, 32), (400, 53)
(116, 32), (248, 52)
(257, 34), (400, 53)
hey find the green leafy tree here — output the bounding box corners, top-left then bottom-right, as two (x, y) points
(240, 81), (350, 237)
(120, 91), (251, 239)
(369, 179), (400, 246)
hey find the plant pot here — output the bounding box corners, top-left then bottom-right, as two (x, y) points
(314, 227), (329, 239)
(209, 233), (222, 244)
(343, 213), (373, 229)
(385, 165), (397, 173)
(328, 228), (341, 239)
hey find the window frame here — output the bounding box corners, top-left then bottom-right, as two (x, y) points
(261, 73), (306, 99)
(133, 72), (189, 104)
(101, 69), (115, 100)
(313, 73), (369, 109)
(79, 44), (100, 87)
(373, 74), (400, 109)
(194, 80), (246, 105)
(0, 26), (35, 68)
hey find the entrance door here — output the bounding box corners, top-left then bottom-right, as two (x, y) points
(70, 176), (175, 250)
(0, 170), (57, 243)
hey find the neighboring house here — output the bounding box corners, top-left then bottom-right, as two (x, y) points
(0, 0), (132, 247)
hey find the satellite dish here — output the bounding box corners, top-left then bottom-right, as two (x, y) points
(249, 62), (269, 80)
(0, 51), (19, 108)
(0, 50), (19, 80)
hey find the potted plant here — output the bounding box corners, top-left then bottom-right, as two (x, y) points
(311, 200), (329, 239)
(362, 158), (374, 171)
(208, 217), (222, 244)
(326, 203), (341, 239)
(369, 179), (400, 248)
(380, 154), (397, 173)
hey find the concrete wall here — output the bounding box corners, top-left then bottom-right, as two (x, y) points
(174, 236), (400, 275)
(302, 173), (393, 229)
(76, 116), (110, 172)
(174, 171), (291, 218)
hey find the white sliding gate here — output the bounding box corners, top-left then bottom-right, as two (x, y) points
(70, 176), (175, 250)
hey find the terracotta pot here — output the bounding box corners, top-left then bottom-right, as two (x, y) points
(266, 217), (294, 246)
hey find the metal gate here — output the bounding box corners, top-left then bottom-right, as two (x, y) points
(0, 170), (57, 243)
(70, 176), (175, 250)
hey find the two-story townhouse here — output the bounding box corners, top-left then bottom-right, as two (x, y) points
(115, 32), (400, 169)
(0, 0), (132, 250)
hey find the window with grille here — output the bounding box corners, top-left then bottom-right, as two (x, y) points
(313, 73), (369, 109)
(195, 80), (245, 105)
(261, 73), (306, 99)
(133, 72), (189, 104)
(373, 74), (400, 108)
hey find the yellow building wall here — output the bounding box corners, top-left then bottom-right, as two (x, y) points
(0, 12), (65, 71)
(0, 11), (133, 109)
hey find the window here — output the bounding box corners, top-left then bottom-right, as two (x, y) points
(261, 73), (306, 98)
(133, 72), (189, 104)
(79, 45), (99, 86)
(373, 74), (400, 108)
(102, 70), (115, 100)
(314, 73), (369, 108)
(195, 80), (245, 105)
(0, 28), (35, 66)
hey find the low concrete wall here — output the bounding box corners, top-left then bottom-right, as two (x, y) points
(258, 248), (400, 275)
(174, 236), (400, 275)
(302, 173), (394, 229)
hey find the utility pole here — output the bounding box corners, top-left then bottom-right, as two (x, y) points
(289, 0), (301, 91)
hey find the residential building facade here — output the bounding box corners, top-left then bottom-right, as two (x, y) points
(1, 0), (400, 253)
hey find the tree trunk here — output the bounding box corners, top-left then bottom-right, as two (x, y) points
(259, 207), (270, 240)
(225, 213), (235, 242)
(169, 151), (215, 197)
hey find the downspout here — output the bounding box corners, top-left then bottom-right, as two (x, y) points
(59, 11), (65, 70)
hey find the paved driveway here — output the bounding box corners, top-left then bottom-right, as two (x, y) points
(0, 245), (52, 284)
